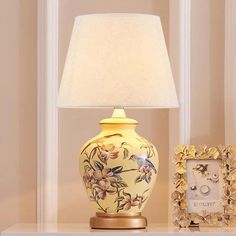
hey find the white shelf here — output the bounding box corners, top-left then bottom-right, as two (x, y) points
(1, 224), (236, 236)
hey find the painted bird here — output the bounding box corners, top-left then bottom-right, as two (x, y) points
(129, 154), (157, 174)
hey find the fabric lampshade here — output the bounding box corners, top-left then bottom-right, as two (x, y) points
(58, 13), (178, 108)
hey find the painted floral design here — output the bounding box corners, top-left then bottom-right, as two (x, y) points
(98, 144), (119, 164)
(83, 169), (95, 189)
(93, 167), (120, 183)
(83, 160), (128, 212)
(138, 165), (153, 183)
(92, 179), (117, 200)
(81, 136), (157, 213)
(129, 154), (157, 184)
(116, 190), (149, 211)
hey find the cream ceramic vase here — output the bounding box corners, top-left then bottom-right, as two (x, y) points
(79, 109), (159, 229)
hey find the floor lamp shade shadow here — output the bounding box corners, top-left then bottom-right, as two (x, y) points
(58, 13), (178, 229)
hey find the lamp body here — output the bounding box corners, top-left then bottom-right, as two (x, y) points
(79, 111), (159, 228)
(58, 13), (178, 229)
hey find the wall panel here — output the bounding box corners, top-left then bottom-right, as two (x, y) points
(225, 0), (236, 145)
(0, 0), (37, 231)
(190, 0), (225, 145)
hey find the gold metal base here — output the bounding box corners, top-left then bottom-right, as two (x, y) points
(90, 212), (147, 229)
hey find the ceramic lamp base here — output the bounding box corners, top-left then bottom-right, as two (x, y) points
(80, 108), (158, 230)
(90, 213), (147, 229)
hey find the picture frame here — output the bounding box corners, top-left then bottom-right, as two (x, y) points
(172, 145), (236, 227)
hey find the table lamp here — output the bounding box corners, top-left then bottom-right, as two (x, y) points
(58, 13), (178, 229)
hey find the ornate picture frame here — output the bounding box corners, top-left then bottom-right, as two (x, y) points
(172, 145), (236, 227)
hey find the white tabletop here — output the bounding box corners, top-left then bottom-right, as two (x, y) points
(1, 224), (236, 236)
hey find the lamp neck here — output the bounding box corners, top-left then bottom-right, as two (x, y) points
(99, 108), (138, 126)
(112, 107), (126, 118)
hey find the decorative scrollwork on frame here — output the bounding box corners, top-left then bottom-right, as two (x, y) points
(172, 145), (236, 227)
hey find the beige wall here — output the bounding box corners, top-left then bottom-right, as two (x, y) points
(0, 0), (37, 231)
(191, 0), (225, 145)
(58, 0), (170, 224)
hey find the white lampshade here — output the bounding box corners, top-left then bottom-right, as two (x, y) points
(58, 13), (178, 108)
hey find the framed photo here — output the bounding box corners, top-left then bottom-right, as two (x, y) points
(172, 145), (236, 227)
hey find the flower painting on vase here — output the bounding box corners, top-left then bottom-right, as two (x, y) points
(80, 133), (158, 214)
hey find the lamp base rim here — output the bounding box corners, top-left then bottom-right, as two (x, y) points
(90, 212), (147, 229)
